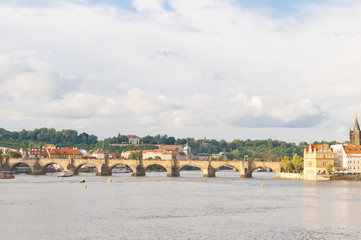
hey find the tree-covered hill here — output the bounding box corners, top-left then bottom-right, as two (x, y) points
(0, 127), (336, 161)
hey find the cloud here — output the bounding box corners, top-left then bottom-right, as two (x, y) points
(0, 0), (360, 142)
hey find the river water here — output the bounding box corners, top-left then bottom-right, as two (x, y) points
(1, 171), (361, 240)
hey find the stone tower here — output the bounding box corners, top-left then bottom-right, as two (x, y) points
(349, 117), (361, 145)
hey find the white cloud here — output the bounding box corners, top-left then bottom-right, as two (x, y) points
(0, 0), (360, 142)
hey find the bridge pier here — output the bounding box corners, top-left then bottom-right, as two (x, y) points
(167, 166), (179, 177)
(31, 162), (46, 175)
(203, 166), (215, 177)
(132, 165), (145, 176)
(96, 164), (112, 176)
(66, 164), (78, 175)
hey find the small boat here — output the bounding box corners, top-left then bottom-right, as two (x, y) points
(0, 171), (15, 179)
(57, 170), (74, 177)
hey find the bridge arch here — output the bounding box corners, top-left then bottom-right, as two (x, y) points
(73, 162), (103, 175)
(109, 164), (135, 174)
(11, 162), (32, 173)
(143, 162), (169, 171)
(143, 163), (168, 176)
(41, 162), (63, 174)
(246, 162), (281, 178)
(178, 164), (203, 177)
(213, 164), (240, 173)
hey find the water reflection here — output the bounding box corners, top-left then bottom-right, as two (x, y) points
(1, 173), (361, 239)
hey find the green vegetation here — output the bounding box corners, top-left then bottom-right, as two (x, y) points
(128, 151), (143, 160)
(0, 128), (98, 150)
(6, 151), (21, 159)
(281, 154), (304, 173)
(326, 163), (334, 174)
(0, 127), (314, 161)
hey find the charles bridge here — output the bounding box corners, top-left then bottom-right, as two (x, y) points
(2, 158), (282, 178)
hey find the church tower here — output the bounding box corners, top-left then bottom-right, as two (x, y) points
(349, 117), (361, 145)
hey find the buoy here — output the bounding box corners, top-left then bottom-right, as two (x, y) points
(262, 183), (264, 188)
(84, 184), (87, 189)
(104, 177), (106, 180)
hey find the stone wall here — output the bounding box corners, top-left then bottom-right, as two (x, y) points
(280, 173), (303, 180)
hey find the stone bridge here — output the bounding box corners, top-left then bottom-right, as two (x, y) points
(1, 158), (281, 178)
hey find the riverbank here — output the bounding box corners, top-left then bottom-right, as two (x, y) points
(330, 174), (361, 181)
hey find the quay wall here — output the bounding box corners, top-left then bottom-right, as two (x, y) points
(280, 173), (303, 180)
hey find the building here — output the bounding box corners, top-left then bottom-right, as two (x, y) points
(161, 152), (180, 160)
(349, 117), (361, 145)
(42, 144), (56, 151)
(20, 149), (48, 159)
(91, 149), (108, 159)
(47, 148), (82, 159)
(142, 149), (166, 159)
(121, 150), (137, 159)
(126, 135), (140, 145)
(303, 144), (334, 180)
(344, 145), (361, 172)
(330, 144), (347, 171)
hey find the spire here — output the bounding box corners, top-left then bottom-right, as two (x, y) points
(354, 116), (360, 132)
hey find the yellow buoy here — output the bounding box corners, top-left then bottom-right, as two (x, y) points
(84, 184), (87, 189)
(262, 183), (264, 188)
(104, 177), (106, 180)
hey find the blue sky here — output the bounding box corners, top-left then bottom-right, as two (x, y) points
(0, 0), (360, 142)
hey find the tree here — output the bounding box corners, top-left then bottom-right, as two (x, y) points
(231, 149), (242, 160)
(6, 151), (21, 159)
(128, 151), (143, 160)
(326, 163), (333, 174)
(292, 154), (304, 173)
(282, 156), (294, 173)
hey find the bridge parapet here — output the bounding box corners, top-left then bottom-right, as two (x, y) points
(4, 158), (282, 178)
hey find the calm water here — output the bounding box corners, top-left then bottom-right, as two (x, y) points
(1, 171), (361, 240)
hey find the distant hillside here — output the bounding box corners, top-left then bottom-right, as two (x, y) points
(0, 127), (336, 161)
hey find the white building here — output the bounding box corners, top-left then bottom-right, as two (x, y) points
(91, 149), (108, 159)
(142, 150), (166, 159)
(331, 144), (361, 173)
(330, 144), (347, 170)
(126, 135), (140, 144)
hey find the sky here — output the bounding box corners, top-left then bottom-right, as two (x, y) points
(0, 0), (361, 143)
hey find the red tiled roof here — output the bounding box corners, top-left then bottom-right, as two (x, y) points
(49, 149), (82, 155)
(126, 135), (139, 138)
(93, 149), (106, 153)
(343, 145), (361, 154)
(143, 150), (165, 154)
(305, 144), (324, 153)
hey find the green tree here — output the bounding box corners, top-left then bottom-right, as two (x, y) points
(326, 163), (333, 174)
(6, 151), (21, 159)
(282, 156), (294, 173)
(231, 149), (242, 160)
(292, 154), (304, 173)
(128, 151), (143, 160)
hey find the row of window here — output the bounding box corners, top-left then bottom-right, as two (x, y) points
(348, 160), (360, 164)
(348, 166), (360, 170)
